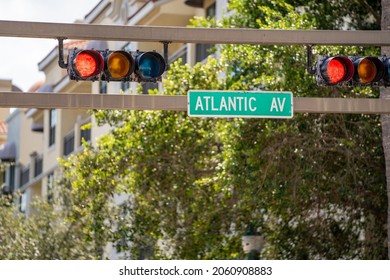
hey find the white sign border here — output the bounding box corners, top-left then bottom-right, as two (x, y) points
(187, 90), (294, 119)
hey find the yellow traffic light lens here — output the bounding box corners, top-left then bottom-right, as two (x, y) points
(74, 50), (103, 78)
(358, 58), (376, 84)
(107, 51), (133, 79)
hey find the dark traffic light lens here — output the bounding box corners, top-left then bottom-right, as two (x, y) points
(137, 52), (166, 79)
(74, 50), (104, 78)
(384, 58), (390, 84)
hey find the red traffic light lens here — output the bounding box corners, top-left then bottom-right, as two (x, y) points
(320, 56), (354, 85)
(74, 50), (104, 78)
(327, 59), (346, 84)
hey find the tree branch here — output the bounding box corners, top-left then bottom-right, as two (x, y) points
(356, 0), (381, 27)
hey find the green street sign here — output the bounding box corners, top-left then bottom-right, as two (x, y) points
(188, 90), (293, 118)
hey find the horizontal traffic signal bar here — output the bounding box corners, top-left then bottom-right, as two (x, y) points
(2, 20), (390, 46)
(2, 92), (390, 114)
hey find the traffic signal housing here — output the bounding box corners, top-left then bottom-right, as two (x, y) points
(315, 55), (389, 87)
(67, 48), (166, 82)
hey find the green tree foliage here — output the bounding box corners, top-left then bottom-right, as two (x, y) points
(58, 0), (387, 259)
(0, 193), (94, 259)
(226, 0), (381, 30)
(58, 0), (386, 259)
(1, 0), (386, 259)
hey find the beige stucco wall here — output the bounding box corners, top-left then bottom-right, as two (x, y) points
(18, 109), (44, 166)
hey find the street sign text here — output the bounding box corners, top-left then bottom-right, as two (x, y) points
(188, 90), (293, 118)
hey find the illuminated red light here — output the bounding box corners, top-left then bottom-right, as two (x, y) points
(74, 50), (103, 78)
(327, 59), (346, 84)
(319, 56), (354, 85)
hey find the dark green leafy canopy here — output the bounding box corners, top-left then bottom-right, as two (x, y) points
(227, 0), (381, 30)
(0, 0), (386, 260)
(55, 0), (386, 260)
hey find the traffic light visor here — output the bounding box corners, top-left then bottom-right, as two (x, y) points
(320, 57), (354, 85)
(107, 51), (134, 79)
(73, 50), (104, 78)
(137, 52), (166, 79)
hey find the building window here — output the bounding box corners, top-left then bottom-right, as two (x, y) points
(9, 165), (15, 192)
(206, 2), (216, 18)
(49, 109), (56, 146)
(193, 1), (217, 63)
(121, 82), (130, 93)
(34, 156), (43, 177)
(20, 192), (27, 213)
(80, 123), (91, 144)
(141, 82), (158, 95)
(1, 171), (5, 194)
(20, 166), (29, 187)
(99, 81), (107, 94)
(47, 173), (54, 203)
(169, 45), (187, 65)
(63, 131), (75, 156)
(196, 44), (214, 63)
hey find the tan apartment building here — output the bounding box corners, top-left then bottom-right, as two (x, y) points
(0, 80), (23, 196)
(1, 0), (226, 214)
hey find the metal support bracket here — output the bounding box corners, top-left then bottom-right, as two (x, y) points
(57, 37), (68, 69)
(161, 41), (171, 71)
(306, 45), (316, 75)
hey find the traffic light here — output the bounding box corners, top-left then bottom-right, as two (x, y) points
(67, 48), (166, 82)
(315, 55), (389, 86)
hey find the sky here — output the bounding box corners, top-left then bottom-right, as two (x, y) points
(0, 0), (101, 92)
